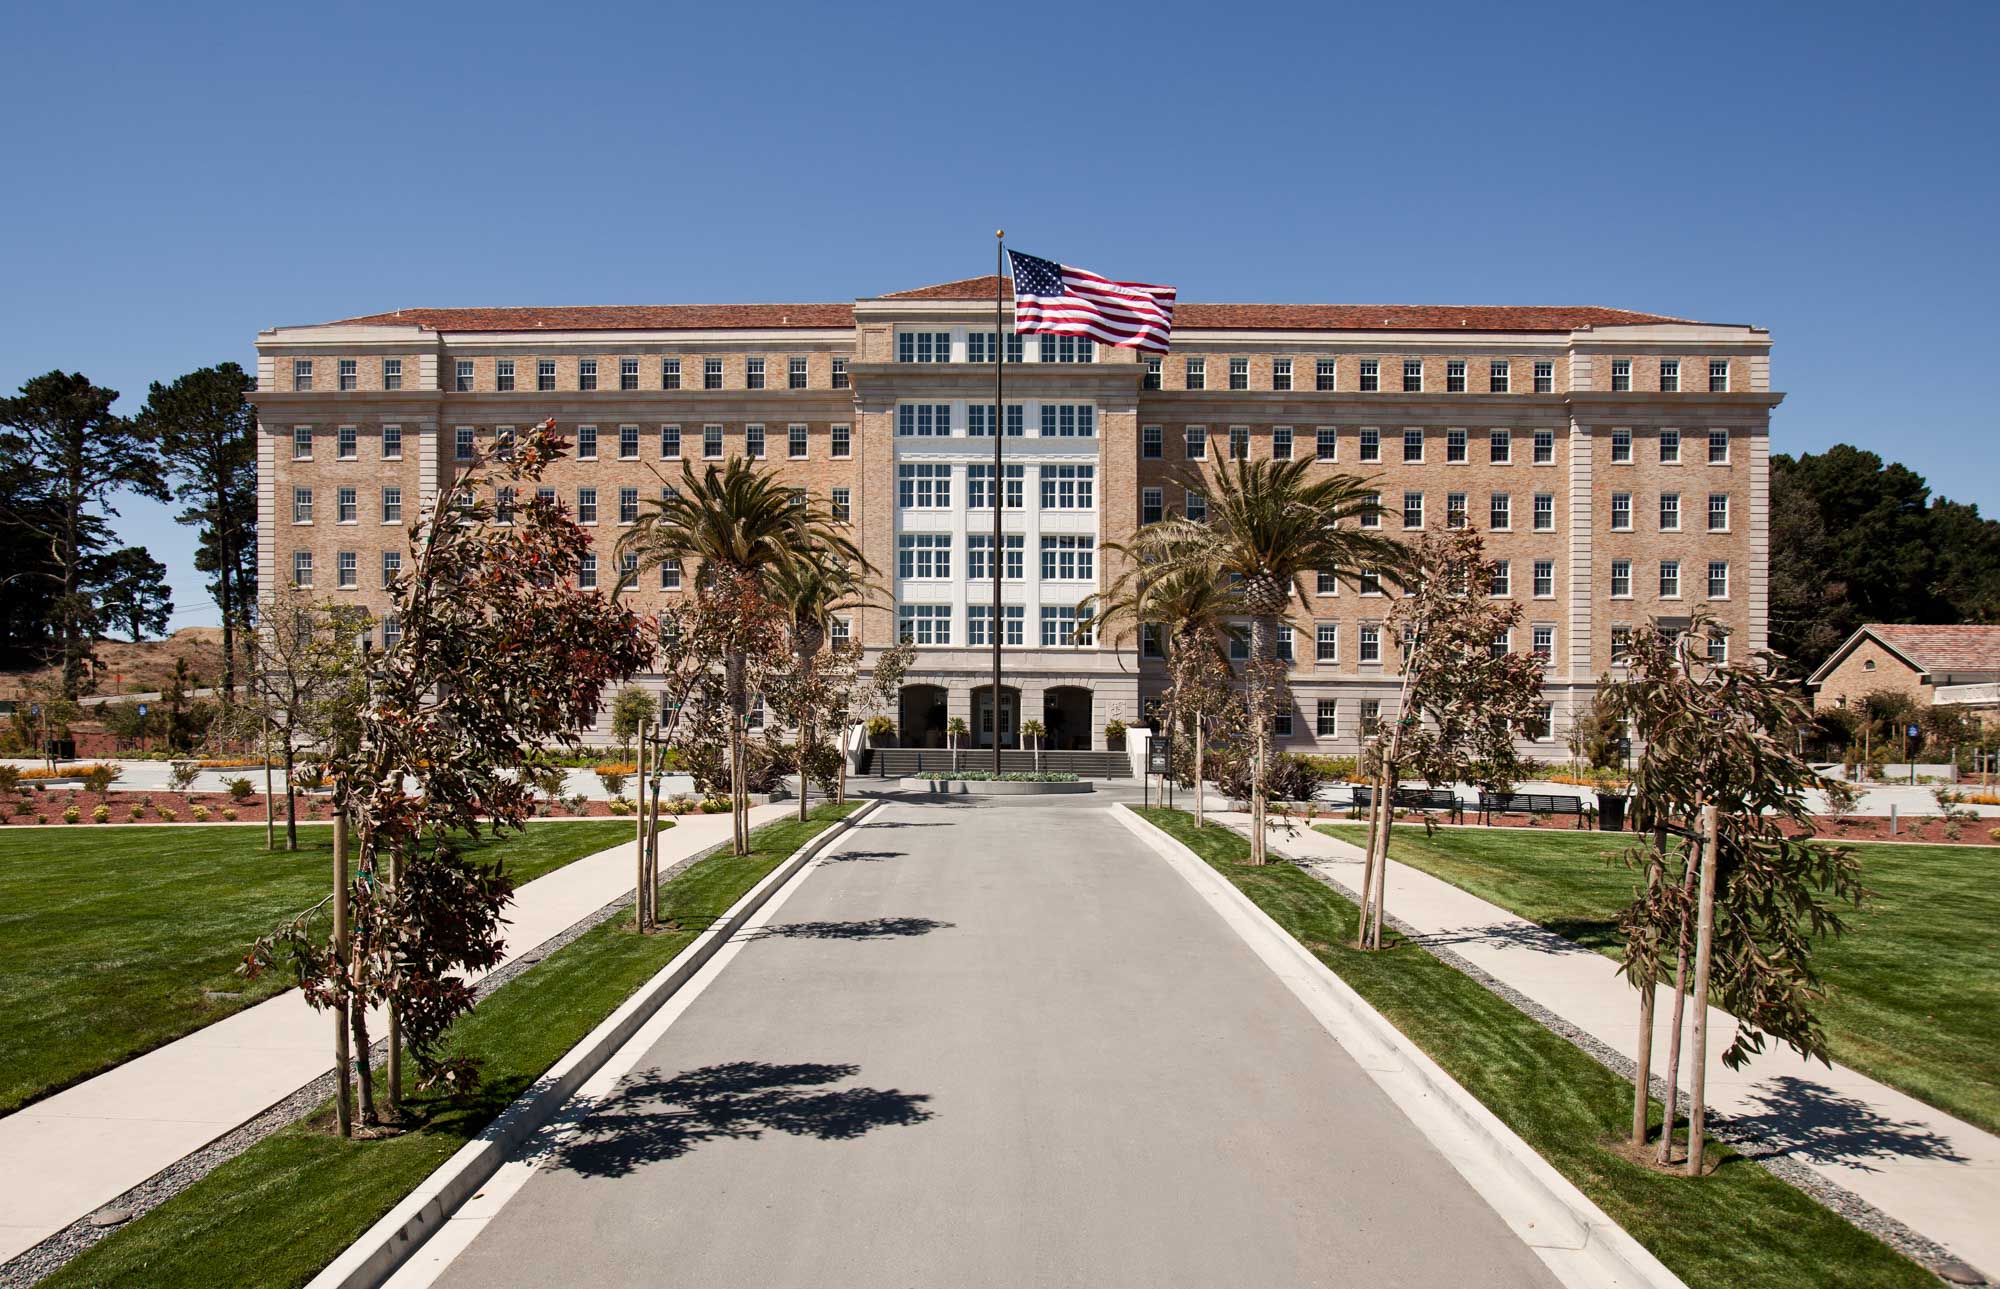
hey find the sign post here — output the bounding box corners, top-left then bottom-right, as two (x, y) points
(1147, 734), (1173, 812)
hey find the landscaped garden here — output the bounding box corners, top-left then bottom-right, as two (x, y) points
(1317, 823), (2000, 1135)
(39, 802), (860, 1289)
(0, 820), (637, 1116)
(1136, 807), (1934, 1289)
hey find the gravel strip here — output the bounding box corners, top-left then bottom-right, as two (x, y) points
(1276, 837), (1978, 1285)
(0, 832), (738, 1289)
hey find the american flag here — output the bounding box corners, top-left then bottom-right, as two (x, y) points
(1007, 250), (1176, 353)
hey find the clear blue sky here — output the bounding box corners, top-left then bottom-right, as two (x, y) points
(3, 1), (1995, 631)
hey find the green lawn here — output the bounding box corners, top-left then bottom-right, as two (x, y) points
(1138, 808), (1931, 1289)
(41, 802), (860, 1289)
(0, 819), (638, 1116)
(1319, 823), (2000, 1135)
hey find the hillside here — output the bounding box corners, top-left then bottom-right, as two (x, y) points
(0, 628), (229, 702)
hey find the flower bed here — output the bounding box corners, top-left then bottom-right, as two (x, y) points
(0, 786), (696, 825)
(1280, 806), (2000, 845)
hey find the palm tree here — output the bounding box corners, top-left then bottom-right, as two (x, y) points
(1088, 558), (1243, 827)
(766, 551), (875, 820)
(1128, 459), (1405, 862)
(618, 458), (860, 853)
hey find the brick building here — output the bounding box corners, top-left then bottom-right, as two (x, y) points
(1808, 625), (2000, 727)
(250, 277), (1778, 751)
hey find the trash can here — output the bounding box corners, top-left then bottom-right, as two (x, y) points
(1597, 794), (1628, 832)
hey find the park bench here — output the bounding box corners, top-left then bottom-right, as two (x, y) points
(1478, 791), (1591, 829)
(1332, 785), (1464, 824)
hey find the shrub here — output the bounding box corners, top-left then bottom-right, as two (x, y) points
(83, 764), (119, 793)
(0, 764), (18, 793)
(222, 807), (238, 821)
(666, 797), (696, 815)
(128, 803), (146, 821)
(226, 776), (255, 802)
(157, 806), (179, 822)
(92, 804), (110, 823)
(62, 805), (81, 824)
(1943, 822), (1962, 841)
(564, 793), (590, 817)
(607, 797), (634, 816)
(1214, 751), (1327, 804)
(700, 795), (731, 814)
(13, 799), (32, 817)
(191, 804), (210, 822)
(1103, 719), (1127, 748)
(596, 768), (629, 797)
(168, 760), (202, 793)
(865, 715), (895, 740)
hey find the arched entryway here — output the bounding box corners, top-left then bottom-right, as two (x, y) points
(1042, 686), (1094, 751)
(970, 684), (1020, 748)
(898, 684), (949, 748)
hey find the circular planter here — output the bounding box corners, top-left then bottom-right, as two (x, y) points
(898, 777), (1095, 796)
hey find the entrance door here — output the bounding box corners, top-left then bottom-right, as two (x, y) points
(973, 685), (1019, 748)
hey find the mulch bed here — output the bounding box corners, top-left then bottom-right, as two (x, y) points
(0, 788), (649, 825)
(1284, 809), (1998, 845)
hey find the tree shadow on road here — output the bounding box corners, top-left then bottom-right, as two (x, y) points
(819, 849), (907, 863)
(552, 1061), (934, 1178)
(1719, 1075), (1968, 1171)
(747, 916), (955, 940)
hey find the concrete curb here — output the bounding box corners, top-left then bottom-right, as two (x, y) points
(1111, 804), (1687, 1289)
(305, 799), (882, 1289)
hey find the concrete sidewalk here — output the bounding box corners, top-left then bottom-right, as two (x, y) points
(0, 803), (791, 1266)
(1221, 813), (2000, 1283)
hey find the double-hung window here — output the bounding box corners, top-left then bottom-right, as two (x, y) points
(1660, 492), (1681, 530)
(1707, 560), (1730, 599)
(897, 533), (952, 579)
(1316, 700), (1338, 737)
(1359, 359), (1379, 392)
(1184, 491), (1207, 522)
(1359, 625), (1381, 663)
(1489, 429), (1510, 463)
(1273, 358), (1292, 391)
(1533, 429), (1555, 463)
(339, 361), (359, 392)
(576, 487), (597, 524)
(1708, 493), (1730, 531)
(897, 604), (952, 645)
(337, 486), (357, 522)
(1316, 358), (1336, 391)
(1039, 605), (1093, 647)
(1611, 358), (1632, 392)
(1533, 360), (1554, 392)
(1403, 360), (1423, 392)
(1142, 424), (1162, 459)
(1611, 428), (1632, 462)
(968, 605), (1025, 646)
(1359, 428), (1380, 462)
(618, 487), (639, 524)
(967, 464), (1024, 510)
(1185, 425), (1207, 459)
(1489, 559), (1512, 596)
(967, 533), (1023, 580)
(832, 358), (849, 389)
(1533, 493), (1554, 531)
(1040, 404), (1095, 437)
(1359, 492), (1382, 529)
(381, 487), (402, 522)
(1660, 359), (1681, 392)
(292, 359), (313, 391)
(1315, 623), (1339, 663)
(380, 358), (400, 390)
(1488, 360), (1510, 393)
(496, 359), (516, 391)
(1228, 425), (1249, 459)
(1272, 426), (1293, 460)
(1402, 491), (1424, 529)
(1446, 492), (1467, 528)
(967, 403), (1024, 437)
(382, 424), (402, 458)
(537, 360), (556, 391)
(703, 425), (724, 459)
(898, 403), (951, 436)
(898, 463), (951, 509)
(455, 426), (475, 460)
(1610, 492), (1632, 530)
(1707, 429), (1729, 464)
(830, 488), (851, 522)
(1660, 560), (1682, 597)
(1532, 625), (1554, 662)
(337, 425), (357, 459)
(1141, 487), (1163, 524)
(1402, 428), (1423, 462)
(1533, 559), (1554, 597)
(1660, 428), (1681, 463)
(579, 359), (598, 391)
(661, 358), (682, 389)
(1610, 560), (1632, 597)
(703, 358), (723, 389)
(1229, 357), (1248, 389)
(744, 424), (766, 458)
(576, 424), (598, 459)
(1042, 335), (1093, 363)
(293, 551), (313, 586)
(577, 554), (597, 589)
(1184, 357), (1206, 389)
(789, 356), (809, 389)
(454, 359), (474, 392)
(745, 358), (765, 389)
(621, 358), (640, 390)
(660, 424), (682, 458)
(1446, 360), (1467, 392)
(831, 424), (851, 458)
(382, 550), (401, 587)
(1144, 357), (1162, 389)
(293, 487), (313, 524)
(1709, 360), (1730, 393)
(660, 558), (683, 591)
(293, 425), (313, 459)
(1040, 535), (1095, 581)
(618, 424), (640, 459)
(1316, 427), (1338, 461)
(1446, 428), (1467, 462)
(1040, 464), (1094, 510)
(897, 331), (950, 363)
(788, 424), (809, 458)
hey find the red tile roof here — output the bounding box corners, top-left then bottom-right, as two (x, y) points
(877, 277), (1700, 330)
(329, 304), (857, 332)
(318, 285), (1700, 334)
(1865, 625), (2000, 676)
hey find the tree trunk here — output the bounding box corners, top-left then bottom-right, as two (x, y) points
(726, 650), (748, 856)
(1369, 753), (1396, 948)
(1657, 939), (1691, 1165)
(1631, 833), (1667, 1148)
(1193, 712), (1206, 829)
(1247, 616), (1273, 866)
(385, 831), (402, 1112)
(332, 810), (352, 1138)
(263, 713), (275, 851)
(217, 502), (235, 710)
(1687, 803), (1721, 1177)
(634, 717), (650, 931)
(282, 739), (298, 851)
(350, 998), (376, 1125)
(799, 719), (812, 823)
(836, 724), (848, 807)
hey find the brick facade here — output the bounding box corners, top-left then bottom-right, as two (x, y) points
(253, 284), (1780, 750)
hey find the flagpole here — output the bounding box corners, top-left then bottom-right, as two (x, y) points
(992, 230), (1005, 775)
